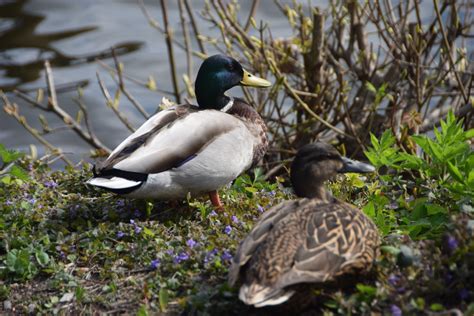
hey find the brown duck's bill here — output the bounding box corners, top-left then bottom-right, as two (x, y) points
(338, 156), (375, 173)
(240, 69), (272, 87)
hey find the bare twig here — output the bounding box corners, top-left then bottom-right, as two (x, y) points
(183, 0), (207, 56)
(433, 0), (468, 103)
(1, 92), (73, 165)
(160, 0), (181, 104)
(111, 50), (150, 118)
(244, 0), (260, 32)
(96, 72), (136, 133)
(178, 0), (193, 83)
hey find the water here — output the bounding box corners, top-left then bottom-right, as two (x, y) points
(0, 0), (293, 162)
(0, 1), (454, 164)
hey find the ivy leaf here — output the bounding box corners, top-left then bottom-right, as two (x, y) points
(35, 249), (50, 267)
(9, 165), (29, 181)
(0, 144), (23, 164)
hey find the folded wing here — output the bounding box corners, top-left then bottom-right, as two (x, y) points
(96, 105), (242, 175)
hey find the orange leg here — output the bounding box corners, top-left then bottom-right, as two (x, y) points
(208, 190), (223, 209)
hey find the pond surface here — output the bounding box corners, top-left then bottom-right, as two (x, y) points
(0, 0), (446, 164)
(0, 0), (294, 162)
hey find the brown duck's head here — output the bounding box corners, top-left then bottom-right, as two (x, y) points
(290, 142), (375, 199)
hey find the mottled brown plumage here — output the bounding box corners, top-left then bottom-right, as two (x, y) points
(228, 98), (268, 166)
(229, 143), (380, 308)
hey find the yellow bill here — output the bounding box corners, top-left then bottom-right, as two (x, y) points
(240, 69), (272, 87)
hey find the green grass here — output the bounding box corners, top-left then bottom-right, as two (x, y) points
(1, 113), (473, 314)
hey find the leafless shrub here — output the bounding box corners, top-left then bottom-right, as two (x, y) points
(2, 0), (473, 176)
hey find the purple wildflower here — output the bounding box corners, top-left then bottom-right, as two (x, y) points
(134, 226), (142, 234)
(221, 250), (233, 261)
(186, 239), (197, 248)
(231, 215), (239, 224)
(204, 249), (218, 264)
(396, 287), (406, 294)
(116, 231), (125, 239)
(5, 200), (13, 206)
(209, 210), (218, 216)
(390, 304), (402, 316)
(257, 204), (265, 213)
(174, 251), (189, 263)
(459, 288), (469, 301)
(69, 205), (79, 217)
(166, 249), (174, 256)
(387, 201), (398, 209)
(116, 200), (125, 207)
(44, 180), (58, 188)
(447, 235), (458, 252)
(224, 225), (232, 235)
(129, 219), (135, 225)
(388, 274), (400, 287)
(28, 197), (36, 205)
(269, 190), (276, 197)
(445, 272), (454, 285)
(150, 259), (160, 270)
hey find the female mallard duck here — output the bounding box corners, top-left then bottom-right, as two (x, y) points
(87, 55), (271, 207)
(229, 142), (380, 307)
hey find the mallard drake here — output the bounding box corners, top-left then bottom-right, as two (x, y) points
(87, 55), (271, 207)
(229, 142), (380, 307)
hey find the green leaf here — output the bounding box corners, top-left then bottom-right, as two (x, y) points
(365, 81), (377, 93)
(369, 133), (380, 151)
(244, 187), (258, 193)
(142, 227), (155, 237)
(425, 204), (447, 215)
(380, 130), (396, 149)
(137, 305), (149, 316)
(35, 249), (50, 267)
(412, 135), (429, 153)
(430, 303), (444, 311)
(6, 250), (18, 271)
(447, 161), (464, 183)
(362, 202), (375, 219)
(9, 165), (29, 180)
(1, 175), (11, 184)
(397, 153), (424, 169)
(356, 284), (376, 296)
(465, 128), (474, 139)
(380, 245), (401, 255)
(0, 144), (23, 163)
(427, 139), (443, 161)
(468, 170), (474, 186)
(159, 288), (169, 312)
(75, 286), (85, 302)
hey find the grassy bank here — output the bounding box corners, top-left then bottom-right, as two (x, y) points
(1, 114), (473, 315)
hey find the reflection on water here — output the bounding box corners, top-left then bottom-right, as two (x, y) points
(0, 0), (142, 91)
